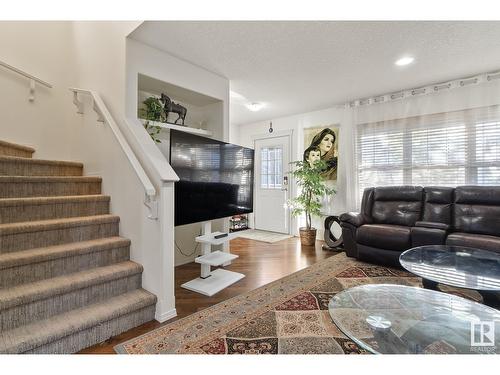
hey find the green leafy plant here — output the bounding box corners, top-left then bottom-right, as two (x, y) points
(139, 96), (164, 143)
(143, 121), (162, 144)
(287, 160), (336, 230)
(139, 96), (164, 122)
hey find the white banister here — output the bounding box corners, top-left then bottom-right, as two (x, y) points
(125, 117), (180, 183)
(69, 87), (158, 220)
(0, 59), (52, 101)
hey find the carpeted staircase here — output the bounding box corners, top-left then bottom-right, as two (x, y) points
(0, 139), (157, 354)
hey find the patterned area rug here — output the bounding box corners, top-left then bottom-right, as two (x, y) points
(235, 229), (293, 243)
(115, 253), (480, 354)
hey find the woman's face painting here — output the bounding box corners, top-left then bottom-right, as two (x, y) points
(319, 134), (334, 154)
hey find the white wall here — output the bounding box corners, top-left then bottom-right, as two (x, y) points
(0, 21), (75, 160)
(237, 105), (354, 239)
(71, 21), (141, 118)
(126, 38), (230, 266)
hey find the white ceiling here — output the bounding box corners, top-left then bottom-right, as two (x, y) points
(130, 21), (500, 126)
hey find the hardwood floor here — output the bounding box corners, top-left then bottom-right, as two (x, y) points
(79, 236), (337, 354)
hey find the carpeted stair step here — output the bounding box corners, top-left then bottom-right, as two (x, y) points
(0, 261), (144, 331)
(0, 139), (157, 353)
(0, 214), (120, 254)
(0, 237), (131, 288)
(0, 140), (35, 158)
(0, 176), (101, 198)
(0, 288), (156, 354)
(0, 195), (110, 224)
(0, 156), (83, 176)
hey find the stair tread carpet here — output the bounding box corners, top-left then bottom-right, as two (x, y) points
(0, 195), (111, 224)
(0, 176), (102, 198)
(0, 176), (101, 183)
(0, 236), (130, 271)
(0, 140), (35, 158)
(0, 214), (119, 236)
(0, 155), (83, 176)
(0, 139), (157, 353)
(0, 155), (83, 168)
(0, 194), (110, 207)
(0, 260), (142, 310)
(0, 288), (157, 354)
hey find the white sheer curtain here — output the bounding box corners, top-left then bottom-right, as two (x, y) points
(342, 78), (500, 209)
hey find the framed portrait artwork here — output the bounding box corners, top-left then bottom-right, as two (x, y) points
(303, 126), (339, 181)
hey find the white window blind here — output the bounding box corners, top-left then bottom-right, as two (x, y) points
(356, 105), (500, 201)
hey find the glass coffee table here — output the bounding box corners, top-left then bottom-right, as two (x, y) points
(328, 284), (500, 354)
(399, 245), (500, 308)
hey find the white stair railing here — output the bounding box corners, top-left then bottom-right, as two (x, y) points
(0, 58), (52, 101)
(69, 88), (158, 220)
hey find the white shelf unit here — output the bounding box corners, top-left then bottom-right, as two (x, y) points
(181, 222), (245, 297)
(181, 269), (244, 297)
(195, 231), (242, 245)
(144, 119), (213, 137)
(195, 250), (239, 266)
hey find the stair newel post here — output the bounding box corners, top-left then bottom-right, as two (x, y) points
(200, 221), (212, 279)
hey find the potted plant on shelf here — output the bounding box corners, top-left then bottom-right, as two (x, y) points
(139, 96), (164, 143)
(288, 160), (336, 246)
(139, 96), (164, 122)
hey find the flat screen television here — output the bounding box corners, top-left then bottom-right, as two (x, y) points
(169, 129), (254, 226)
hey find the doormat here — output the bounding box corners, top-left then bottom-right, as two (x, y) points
(235, 229), (293, 243)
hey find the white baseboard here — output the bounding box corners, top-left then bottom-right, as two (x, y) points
(156, 308), (177, 323)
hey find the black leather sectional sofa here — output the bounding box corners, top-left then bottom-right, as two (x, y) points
(340, 186), (500, 267)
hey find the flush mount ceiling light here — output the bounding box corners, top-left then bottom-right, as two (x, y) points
(245, 102), (265, 112)
(395, 56), (415, 66)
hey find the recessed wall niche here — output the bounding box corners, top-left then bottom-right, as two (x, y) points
(137, 73), (224, 141)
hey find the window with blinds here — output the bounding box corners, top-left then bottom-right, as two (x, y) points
(260, 146), (283, 189)
(356, 105), (500, 201)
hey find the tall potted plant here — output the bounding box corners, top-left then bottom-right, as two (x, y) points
(288, 160), (336, 246)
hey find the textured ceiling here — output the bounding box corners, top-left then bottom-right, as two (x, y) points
(130, 21), (500, 125)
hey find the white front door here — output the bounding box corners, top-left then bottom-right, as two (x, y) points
(254, 135), (290, 234)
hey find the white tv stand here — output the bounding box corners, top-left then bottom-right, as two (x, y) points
(181, 221), (245, 296)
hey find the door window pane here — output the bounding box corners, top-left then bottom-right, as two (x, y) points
(260, 146), (283, 189)
(261, 174), (268, 187)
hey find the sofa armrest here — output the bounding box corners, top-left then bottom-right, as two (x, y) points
(340, 212), (367, 227)
(415, 221), (450, 231)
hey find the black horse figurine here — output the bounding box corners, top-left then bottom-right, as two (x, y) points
(160, 93), (187, 126)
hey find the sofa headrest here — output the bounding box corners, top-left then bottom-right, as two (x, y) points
(424, 187), (454, 204)
(455, 186), (500, 205)
(374, 186), (423, 202)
